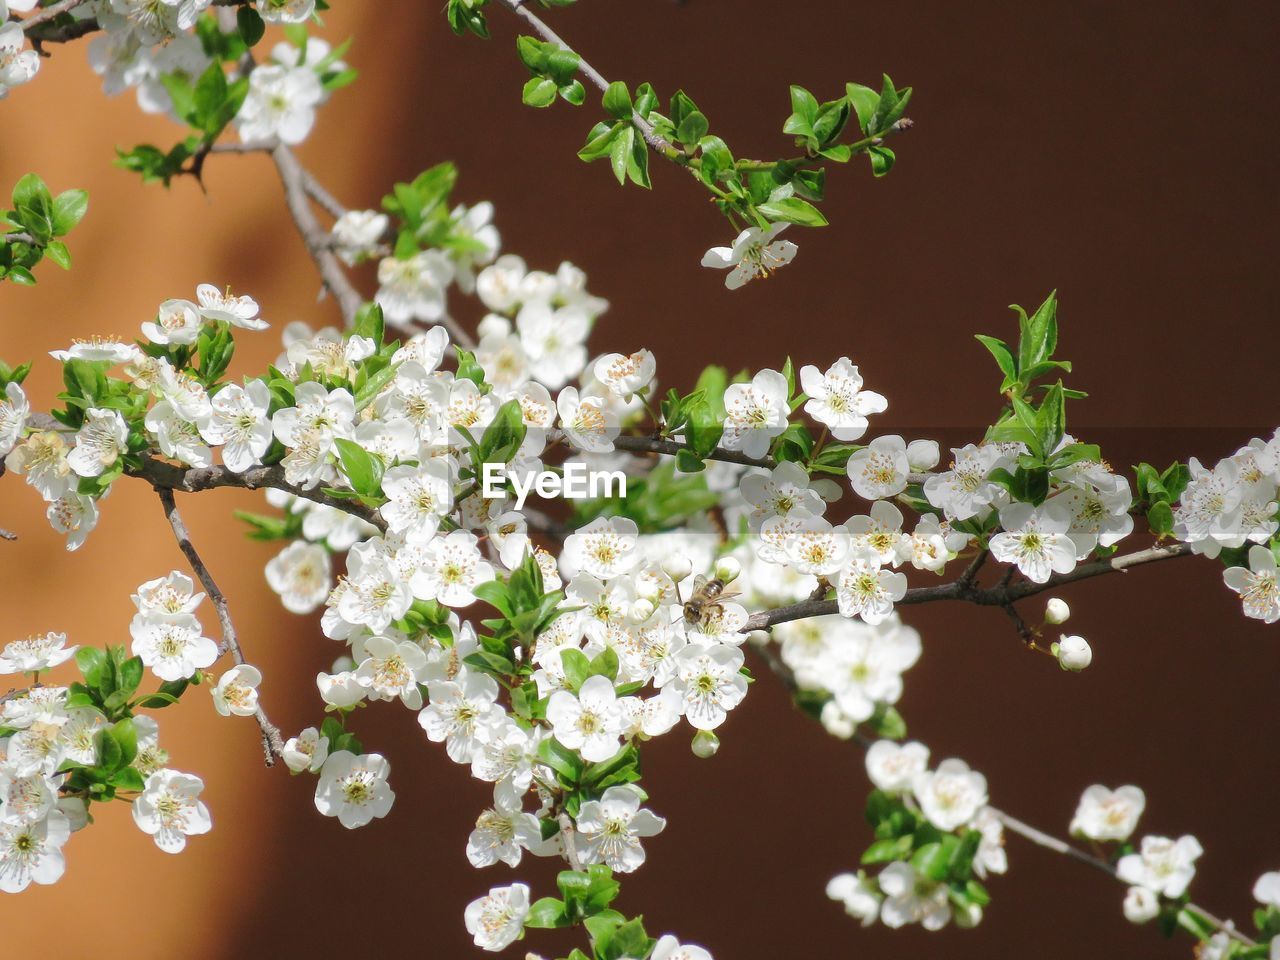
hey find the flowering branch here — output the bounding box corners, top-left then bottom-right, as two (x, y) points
(157, 487), (284, 765)
(743, 542), (1194, 632)
(750, 640), (1257, 947)
(132, 454), (386, 530)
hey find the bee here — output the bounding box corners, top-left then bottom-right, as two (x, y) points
(682, 574), (741, 629)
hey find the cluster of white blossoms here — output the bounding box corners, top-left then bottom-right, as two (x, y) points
(2, 282), (274, 551)
(0, 2), (41, 100)
(0, 626), (213, 888)
(826, 740), (1004, 931)
(77, 2), (338, 141)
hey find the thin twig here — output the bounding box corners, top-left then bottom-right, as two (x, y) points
(157, 488), (285, 766)
(19, 0), (88, 32)
(493, 0), (678, 160)
(271, 143), (364, 326)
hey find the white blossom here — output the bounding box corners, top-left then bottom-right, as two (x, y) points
(464, 882), (530, 953)
(210, 664), (262, 717)
(1116, 834), (1203, 898)
(846, 434), (910, 501)
(800, 357), (887, 442)
(826, 871), (882, 926)
(260, 540), (328, 615)
(198, 381), (273, 472)
(700, 223), (798, 289)
(419, 673), (501, 763)
(546, 674), (624, 762)
(131, 769), (212, 853)
(574, 784), (666, 873)
(237, 64), (323, 144)
(912, 758), (988, 832)
(314, 751), (395, 829)
(865, 739), (930, 793)
(0, 632), (77, 675)
(0, 811), (69, 892)
(68, 408), (128, 478)
(129, 613), (217, 682)
(1070, 784), (1145, 842)
(195, 283), (266, 331)
(0, 382), (30, 458)
(878, 860), (951, 930)
(721, 369), (789, 459)
(1223, 545), (1280, 624)
(282, 727), (329, 774)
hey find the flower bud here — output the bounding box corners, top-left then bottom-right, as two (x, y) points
(629, 598), (655, 623)
(1044, 597), (1071, 625)
(1123, 885), (1159, 924)
(906, 438), (941, 472)
(331, 654), (355, 673)
(746, 629), (771, 648)
(1054, 635), (1092, 672)
(714, 556), (741, 584)
(953, 901), (984, 929)
(691, 730), (720, 758)
(820, 700), (856, 740)
(635, 577), (663, 601)
(662, 556), (693, 582)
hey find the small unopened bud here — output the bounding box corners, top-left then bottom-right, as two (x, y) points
(746, 630), (771, 648)
(330, 654), (355, 673)
(953, 901), (984, 929)
(820, 700), (855, 740)
(629, 598), (655, 623)
(1123, 886), (1159, 924)
(714, 556), (741, 584)
(691, 730), (720, 758)
(1053, 635), (1092, 672)
(663, 556), (693, 582)
(635, 577), (663, 601)
(1044, 598), (1071, 624)
(906, 438), (941, 472)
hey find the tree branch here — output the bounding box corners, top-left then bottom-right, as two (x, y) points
(493, 0), (679, 161)
(743, 542), (1194, 632)
(157, 487), (285, 766)
(271, 143), (365, 326)
(131, 454), (386, 530)
(751, 639), (1255, 947)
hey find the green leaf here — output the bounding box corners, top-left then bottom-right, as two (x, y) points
(610, 126), (635, 186)
(757, 197), (828, 227)
(783, 85), (819, 136)
(603, 80), (632, 120)
(975, 334), (1017, 388)
(1147, 500), (1174, 536)
(44, 240), (71, 270)
(560, 648), (590, 691)
(676, 110), (708, 145)
(236, 7), (266, 46)
(333, 437), (384, 498)
(845, 82), (880, 133)
(522, 76), (558, 108)
(868, 145), (895, 176)
(525, 897), (571, 929)
(50, 189), (89, 236)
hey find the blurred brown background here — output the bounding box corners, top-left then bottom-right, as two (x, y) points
(2, 1), (1277, 956)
